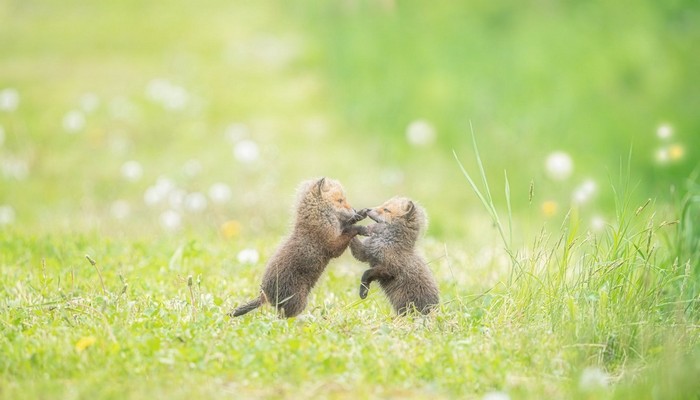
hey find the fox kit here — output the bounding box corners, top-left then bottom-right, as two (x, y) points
(230, 177), (367, 318)
(350, 197), (439, 315)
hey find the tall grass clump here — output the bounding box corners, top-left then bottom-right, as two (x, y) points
(454, 131), (700, 396)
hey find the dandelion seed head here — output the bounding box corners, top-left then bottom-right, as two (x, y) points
(655, 147), (670, 164)
(80, 93), (100, 113)
(182, 159), (202, 177)
(209, 183), (232, 204)
(0, 88), (19, 112)
(657, 123), (672, 140)
(482, 392), (510, 400)
(572, 179), (597, 205)
(224, 123), (249, 143)
(146, 78), (189, 111)
(144, 186), (164, 206)
(406, 119), (436, 147)
(579, 367), (609, 391)
(184, 192), (208, 213)
(109, 97), (137, 120)
(0, 205), (16, 225)
(110, 200), (131, 220)
(545, 151), (573, 181)
(233, 139), (260, 164)
(121, 160), (143, 182)
(380, 168), (404, 186)
(62, 110), (86, 133)
(591, 215), (606, 232)
(168, 189), (187, 210)
(160, 210), (182, 231)
(1, 156), (29, 180)
(237, 248), (260, 264)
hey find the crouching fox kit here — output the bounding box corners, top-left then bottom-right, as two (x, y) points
(230, 178), (367, 318)
(350, 197), (439, 315)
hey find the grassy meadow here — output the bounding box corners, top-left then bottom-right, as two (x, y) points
(1, 1), (699, 398)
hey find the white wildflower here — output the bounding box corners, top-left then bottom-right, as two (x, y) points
(208, 183), (232, 204)
(545, 151), (573, 181)
(233, 139), (260, 164)
(62, 110), (86, 133)
(237, 248), (260, 264)
(121, 160), (143, 182)
(406, 119), (436, 146)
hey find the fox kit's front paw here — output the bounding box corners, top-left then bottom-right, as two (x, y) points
(347, 208), (369, 225)
(343, 224), (369, 237)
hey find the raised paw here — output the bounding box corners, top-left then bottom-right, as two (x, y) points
(359, 282), (370, 299)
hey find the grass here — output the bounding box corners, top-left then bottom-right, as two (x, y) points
(1, 1), (699, 398)
(1, 146), (698, 399)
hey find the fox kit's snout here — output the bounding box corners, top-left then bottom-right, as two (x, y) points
(365, 197), (415, 224)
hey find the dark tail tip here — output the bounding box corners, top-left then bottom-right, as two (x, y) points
(229, 297), (263, 318)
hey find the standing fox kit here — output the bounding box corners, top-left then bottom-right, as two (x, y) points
(230, 178), (367, 318)
(350, 197), (439, 315)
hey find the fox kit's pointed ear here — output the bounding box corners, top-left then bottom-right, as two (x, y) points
(316, 177), (327, 196)
(404, 200), (415, 215)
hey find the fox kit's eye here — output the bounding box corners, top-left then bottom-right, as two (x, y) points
(383, 208), (390, 213)
(337, 199), (344, 204)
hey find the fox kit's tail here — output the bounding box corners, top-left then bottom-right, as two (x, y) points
(229, 296), (263, 317)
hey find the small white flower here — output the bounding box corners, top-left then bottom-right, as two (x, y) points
(121, 160), (143, 182)
(406, 119), (436, 146)
(168, 189), (187, 210)
(62, 110), (86, 133)
(182, 159), (202, 177)
(146, 78), (189, 110)
(545, 151), (573, 181)
(237, 248), (260, 264)
(160, 210), (182, 231)
(380, 168), (404, 186)
(657, 123), (672, 140)
(184, 192), (207, 213)
(154, 177), (175, 196)
(144, 186), (164, 206)
(591, 215), (606, 232)
(1, 156), (29, 180)
(572, 179), (597, 204)
(482, 391), (510, 400)
(0, 88), (19, 112)
(109, 97), (137, 120)
(233, 139), (260, 164)
(209, 183), (232, 204)
(0, 205), (16, 225)
(80, 93), (100, 113)
(110, 200), (131, 219)
(224, 123), (249, 143)
(655, 147), (669, 164)
(579, 367), (609, 391)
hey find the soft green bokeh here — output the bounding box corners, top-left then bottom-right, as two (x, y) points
(1, 0), (697, 238)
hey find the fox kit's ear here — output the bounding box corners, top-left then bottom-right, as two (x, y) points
(403, 200), (415, 215)
(316, 177), (328, 196)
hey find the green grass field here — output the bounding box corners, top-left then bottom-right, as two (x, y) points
(1, 1), (699, 398)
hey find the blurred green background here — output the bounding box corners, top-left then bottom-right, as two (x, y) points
(1, 0), (698, 240)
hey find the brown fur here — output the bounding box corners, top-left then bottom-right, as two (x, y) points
(230, 178), (367, 318)
(350, 197), (439, 315)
